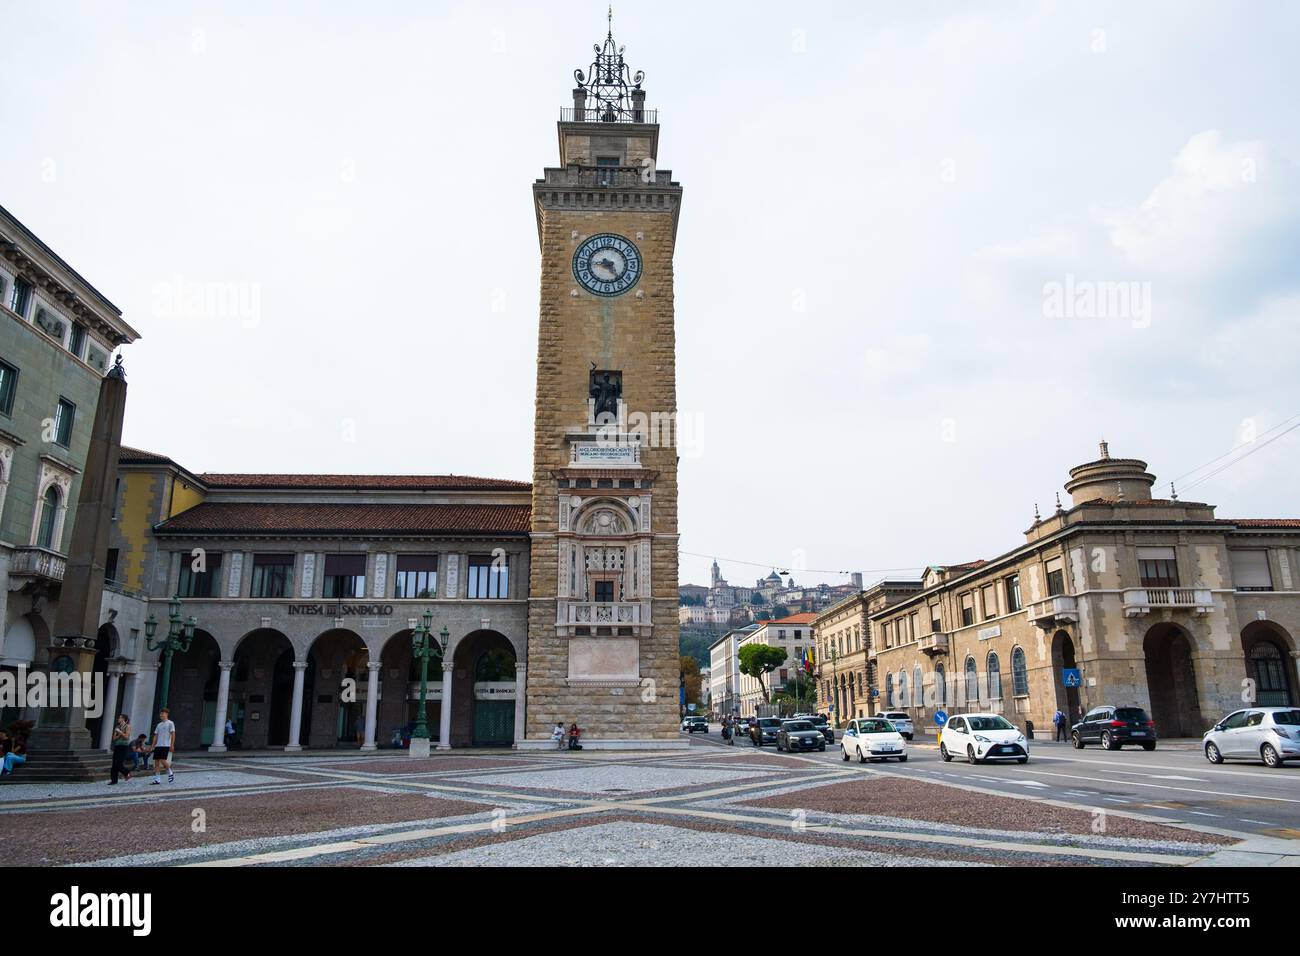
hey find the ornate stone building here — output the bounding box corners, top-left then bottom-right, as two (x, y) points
(868, 444), (1300, 739)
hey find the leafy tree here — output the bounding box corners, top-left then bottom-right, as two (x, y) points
(738, 644), (788, 703)
(679, 655), (703, 706)
(750, 593), (766, 605)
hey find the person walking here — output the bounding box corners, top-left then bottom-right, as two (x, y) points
(150, 707), (177, 785)
(224, 717), (236, 750)
(109, 714), (133, 785)
(1053, 709), (1068, 742)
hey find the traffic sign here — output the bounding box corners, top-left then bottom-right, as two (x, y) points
(1062, 668), (1082, 688)
(934, 710), (948, 726)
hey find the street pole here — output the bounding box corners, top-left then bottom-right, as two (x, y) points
(144, 594), (197, 724)
(409, 609), (448, 757)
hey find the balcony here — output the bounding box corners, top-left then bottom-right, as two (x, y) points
(539, 165), (676, 189)
(1026, 595), (1079, 629)
(917, 632), (949, 657)
(9, 546), (66, 583)
(560, 107), (657, 125)
(1122, 588), (1214, 617)
(557, 600), (651, 637)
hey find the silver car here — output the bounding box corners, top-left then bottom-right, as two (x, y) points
(1203, 707), (1300, 768)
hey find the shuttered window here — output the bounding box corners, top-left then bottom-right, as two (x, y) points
(1230, 550), (1273, 591)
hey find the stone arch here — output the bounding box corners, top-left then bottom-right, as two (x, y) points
(1143, 622), (1202, 738)
(450, 629), (517, 747)
(229, 628), (296, 748)
(1241, 620), (1297, 707)
(154, 628), (221, 750)
(570, 496), (638, 536)
(305, 628), (368, 748)
(86, 622), (120, 744)
(1051, 629), (1080, 720)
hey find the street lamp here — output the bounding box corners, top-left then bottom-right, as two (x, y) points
(144, 594), (197, 724)
(410, 610), (449, 744)
(830, 644), (839, 729)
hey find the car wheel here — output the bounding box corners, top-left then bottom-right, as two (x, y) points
(858, 746), (867, 764)
(1071, 733), (1084, 749)
(940, 743), (952, 762)
(897, 754), (908, 762)
(1262, 743), (1282, 768)
(1204, 742), (1223, 764)
(1101, 732), (1115, 751)
(1141, 742), (1156, 752)
(967, 745), (978, 765)
(819, 744), (826, 752)
(1017, 757), (1028, 764)
(841, 746), (850, 762)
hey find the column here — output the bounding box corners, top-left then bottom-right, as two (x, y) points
(512, 662), (527, 747)
(362, 661), (381, 751)
(436, 660), (453, 750)
(208, 661), (233, 752)
(285, 660), (307, 751)
(120, 671), (139, 730)
(97, 669), (122, 750)
(136, 663), (159, 730)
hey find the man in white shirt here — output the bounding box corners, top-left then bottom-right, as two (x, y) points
(150, 708), (177, 785)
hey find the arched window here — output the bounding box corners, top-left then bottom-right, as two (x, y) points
(914, 664), (924, 709)
(964, 657), (978, 703)
(898, 671), (909, 709)
(1249, 641), (1292, 706)
(884, 672), (894, 709)
(1011, 646), (1029, 696)
(37, 485), (60, 549)
(987, 652), (1002, 700)
(934, 664), (946, 706)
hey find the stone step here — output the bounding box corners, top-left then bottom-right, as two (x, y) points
(0, 750), (110, 783)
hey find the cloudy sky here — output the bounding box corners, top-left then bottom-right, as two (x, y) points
(4, 1), (1298, 588)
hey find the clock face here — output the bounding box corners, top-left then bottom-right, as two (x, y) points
(573, 233), (642, 297)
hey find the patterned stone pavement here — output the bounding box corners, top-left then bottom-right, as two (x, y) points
(0, 747), (1242, 867)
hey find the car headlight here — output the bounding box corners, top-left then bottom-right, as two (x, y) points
(1016, 734), (1026, 743)
(974, 735), (991, 743)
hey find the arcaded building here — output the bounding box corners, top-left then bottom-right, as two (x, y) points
(867, 444), (1300, 738)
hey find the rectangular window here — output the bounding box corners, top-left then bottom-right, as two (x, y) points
(981, 584), (997, 620)
(394, 554), (438, 598)
(9, 278), (31, 317)
(1229, 550), (1272, 591)
(250, 553), (294, 598)
(68, 323), (87, 359)
(467, 554), (509, 599)
(593, 579), (615, 603)
(177, 551), (223, 598)
(54, 398), (75, 447)
(105, 548), (120, 584)
(960, 592), (975, 627)
(1045, 557), (1066, 596)
(1136, 547), (1178, 588)
(323, 553), (366, 599)
(1004, 574), (1022, 612)
(0, 360), (17, 416)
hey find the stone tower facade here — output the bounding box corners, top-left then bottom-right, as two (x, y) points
(523, 21), (685, 748)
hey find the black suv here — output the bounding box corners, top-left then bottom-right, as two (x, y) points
(749, 716), (782, 747)
(797, 713), (835, 744)
(1072, 706), (1157, 751)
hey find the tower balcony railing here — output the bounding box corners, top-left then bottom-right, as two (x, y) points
(1122, 587), (1214, 617)
(561, 107), (657, 124)
(9, 545), (66, 583)
(1026, 595), (1079, 629)
(539, 165), (676, 188)
(564, 601), (644, 625)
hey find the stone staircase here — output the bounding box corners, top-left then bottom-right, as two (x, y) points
(0, 750), (109, 783)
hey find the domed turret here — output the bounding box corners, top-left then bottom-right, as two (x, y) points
(1064, 441), (1156, 506)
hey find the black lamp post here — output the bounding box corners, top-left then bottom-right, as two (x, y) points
(410, 610), (449, 743)
(144, 594), (197, 724)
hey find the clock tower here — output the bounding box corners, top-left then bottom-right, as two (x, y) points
(523, 17), (685, 748)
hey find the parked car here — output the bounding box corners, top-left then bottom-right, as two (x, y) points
(776, 719), (826, 752)
(750, 716), (782, 747)
(1070, 705), (1156, 751)
(879, 711), (914, 740)
(1203, 707), (1300, 768)
(840, 716), (907, 763)
(940, 713), (1029, 764)
(681, 716), (708, 734)
(796, 713), (835, 744)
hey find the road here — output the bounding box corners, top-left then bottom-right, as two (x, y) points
(690, 724), (1300, 838)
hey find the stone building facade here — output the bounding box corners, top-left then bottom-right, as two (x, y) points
(868, 445), (1300, 740)
(814, 581), (920, 725)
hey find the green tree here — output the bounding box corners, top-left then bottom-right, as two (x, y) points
(738, 644), (788, 704)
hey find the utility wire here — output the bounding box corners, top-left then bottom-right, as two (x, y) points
(1170, 412), (1300, 486)
(1181, 419), (1300, 494)
(678, 548), (922, 577)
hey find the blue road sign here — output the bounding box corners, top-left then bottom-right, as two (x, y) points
(1062, 668), (1082, 688)
(934, 710), (948, 726)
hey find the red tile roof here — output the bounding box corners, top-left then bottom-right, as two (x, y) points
(1224, 518), (1300, 528)
(155, 502), (531, 536)
(119, 446), (179, 465)
(199, 473), (530, 491)
(769, 612), (818, 625)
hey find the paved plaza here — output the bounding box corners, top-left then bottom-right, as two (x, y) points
(6, 734), (1295, 867)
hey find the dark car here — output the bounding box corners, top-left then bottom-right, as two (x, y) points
(749, 716), (782, 747)
(1072, 705), (1157, 751)
(797, 713), (835, 744)
(681, 716), (708, 734)
(777, 719), (826, 752)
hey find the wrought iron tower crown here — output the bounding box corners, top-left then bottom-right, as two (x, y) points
(571, 9), (648, 123)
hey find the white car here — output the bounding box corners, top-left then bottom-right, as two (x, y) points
(841, 716), (908, 762)
(940, 713), (1029, 764)
(879, 711), (914, 740)
(1203, 707), (1300, 767)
